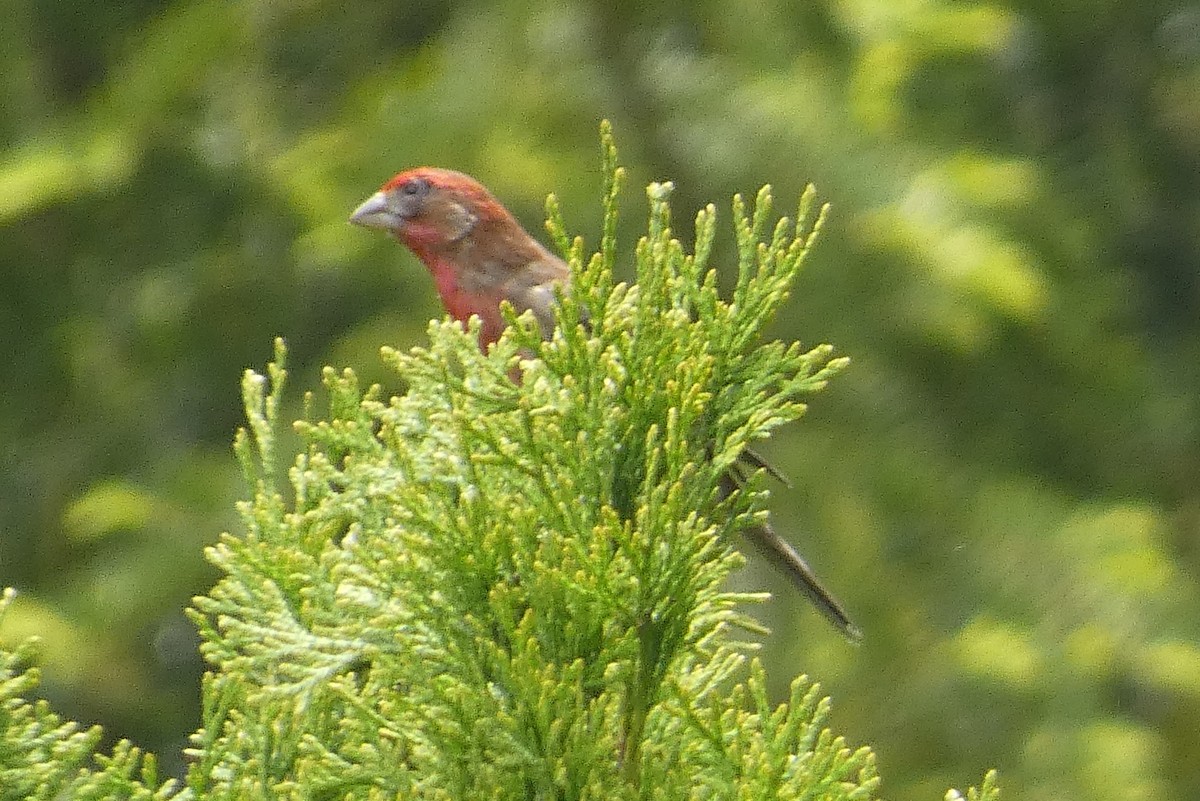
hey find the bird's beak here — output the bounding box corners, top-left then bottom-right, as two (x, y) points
(348, 191), (398, 231)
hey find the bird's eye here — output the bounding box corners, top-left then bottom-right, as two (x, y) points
(401, 178), (429, 196)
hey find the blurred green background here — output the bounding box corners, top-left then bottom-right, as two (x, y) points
(2, 0), (1198, 798)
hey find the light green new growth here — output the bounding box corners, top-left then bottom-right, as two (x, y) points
(0, 124), (999, 801)
(0, 588), (177, 800)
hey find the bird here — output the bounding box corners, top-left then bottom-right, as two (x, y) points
(350, 167), (860, 640)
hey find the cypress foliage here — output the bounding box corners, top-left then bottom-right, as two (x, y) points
(0, 125), (998, 801)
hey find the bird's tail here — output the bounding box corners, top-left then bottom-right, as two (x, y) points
(741, 513), (862, 641)
(723, 452), (862, 642)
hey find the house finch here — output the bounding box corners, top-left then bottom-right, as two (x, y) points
(350, 168), (860, 640)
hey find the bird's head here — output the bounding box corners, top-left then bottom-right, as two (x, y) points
(349, 167), (516, 258)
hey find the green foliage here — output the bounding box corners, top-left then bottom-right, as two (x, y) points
(3, 2), (1198, 799)
(946, 770), (1001, 801)
(185, 130), (884, 798)
(0, 590), (176, 800)
(0, 123), (1000, 801)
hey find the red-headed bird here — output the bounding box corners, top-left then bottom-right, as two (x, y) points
(350, 168), (860, 640)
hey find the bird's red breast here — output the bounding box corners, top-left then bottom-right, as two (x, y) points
(350, 167), (570, 347)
